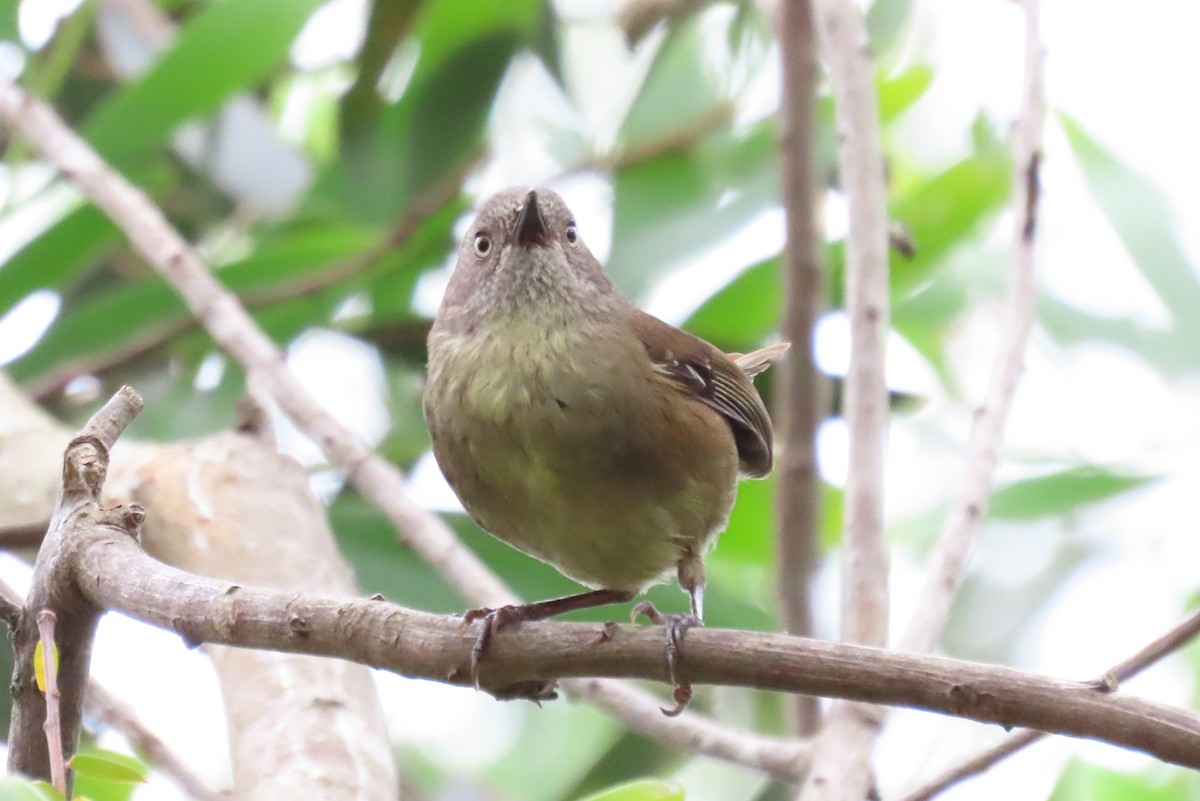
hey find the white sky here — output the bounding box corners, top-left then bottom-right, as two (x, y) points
(3, 0), (1200, 799)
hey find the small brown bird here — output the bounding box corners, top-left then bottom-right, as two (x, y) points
(424, 187), (784, 705)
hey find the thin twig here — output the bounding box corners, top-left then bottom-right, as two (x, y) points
(799, 0), (892, 795)
(900, 603), (1200, 801)
(26, 159), (473, 401)
(37, 610), (66, 794)
(0, 77), (810, 779)
(898, 0), (1045, 656)
(775, 0), (824, 737)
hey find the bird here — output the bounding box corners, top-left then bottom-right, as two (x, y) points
(423, 186), (785, 709)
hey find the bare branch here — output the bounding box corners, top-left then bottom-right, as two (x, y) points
(900, 603), (1200, 801)
(775, 0), (824, 737)
(899, 0), (1045, 656)
(820, 0), (890, 656)
(800, 0), (892, 793)
(63, 525), (1200, 775)
(7, 386), (144, 788)
(0, 523), (48, 551)
(0, 79), (809, 778)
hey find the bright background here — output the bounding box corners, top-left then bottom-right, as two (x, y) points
(2, 0), (1200, 799)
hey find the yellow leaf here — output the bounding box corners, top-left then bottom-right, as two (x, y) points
(32, 640), (58, 694)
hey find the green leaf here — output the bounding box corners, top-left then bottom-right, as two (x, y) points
(609, 121), (778, 299)
(683, 255), (779, 352)
(321, 0), (539, 224)
(8, 222), (377, 387)
(1060, 113), (1200, 325)
(876, 65), (932, 124)
(69, 750), (147, 785)
(29, 784), (62, 801)
(1039, 295), (1185, 373)
(866, 0), (915, 61)
(817, 66), (935, 130)
(1049, 760), (1187, 801)
(0, 0), (18, 43)
(83, 0), (327, 168)
(618, 14), (726, 154)
(1053, 114), (1200, 373)
(0, 204), (118, 316)
(888, 138), (1011, 297)
(576, 779), (684, 801)
(686, 136), (1008, 359)
(989, 466), (1154, 521)
(0, 776), (59, 801)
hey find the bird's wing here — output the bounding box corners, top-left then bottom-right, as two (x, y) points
(631, 311), (778, 477)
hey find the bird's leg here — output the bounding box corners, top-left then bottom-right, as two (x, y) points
(631, 553), (705, 716)
(463, 588), (635, 690)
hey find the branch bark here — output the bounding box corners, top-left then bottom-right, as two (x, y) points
(7, 386), (144, 789)
(900, 602), (1200, 801)
(776, 0), (825, 737)
(0, 572), (226, 800)
(0, 83), (814, 777)
(58, 526), (1200, 775)
(801, 0), (892, 795)
(134, 432), (398, 800)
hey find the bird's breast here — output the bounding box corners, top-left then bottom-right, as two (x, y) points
(424, 319), (737, 590)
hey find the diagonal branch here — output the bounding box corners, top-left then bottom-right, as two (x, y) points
(800, 0), (892, 795)
(899, 0), (1045, 656)
(899, 603), (1200, 801)
(0, 76), (811, 779)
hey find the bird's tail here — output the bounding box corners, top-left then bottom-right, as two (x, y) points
(730, 342), (791, 378)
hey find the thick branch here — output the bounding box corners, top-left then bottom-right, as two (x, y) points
(0, 82), (808, 777)
(136, 433), (398, 800)
(776, 0), (824, 737)
(802, 0), (892, 794)
(0, 575), (221, 798)
(7, 387), (143, 786)
(64, 527), (1200, 774)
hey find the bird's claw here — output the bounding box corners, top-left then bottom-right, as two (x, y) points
(632, 601), (701, 716)
(462, 605), (521, 687)
(461, 604), (558, 701)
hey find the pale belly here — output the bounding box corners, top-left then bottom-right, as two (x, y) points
(425, 327), (738, 591)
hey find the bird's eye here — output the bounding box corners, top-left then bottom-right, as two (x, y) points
(474, 233), (492, 258)
(565, 224), (579, 247)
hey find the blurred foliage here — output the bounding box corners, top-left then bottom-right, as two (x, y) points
(0, 0), (1185, 799)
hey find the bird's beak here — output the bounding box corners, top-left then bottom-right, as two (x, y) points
(514, 190), (549, 248)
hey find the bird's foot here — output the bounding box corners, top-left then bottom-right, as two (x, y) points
(631, 601), (702, 716)
(461, 605), (558, 702)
